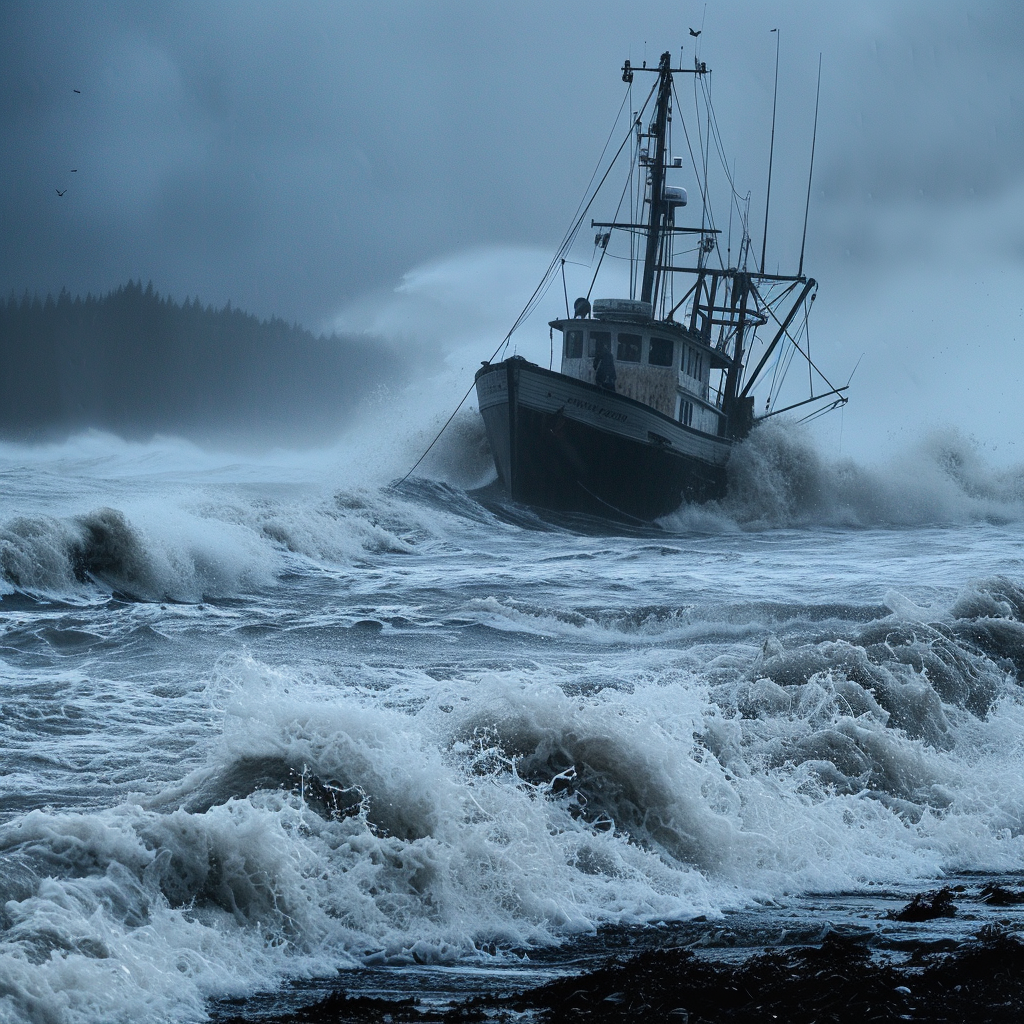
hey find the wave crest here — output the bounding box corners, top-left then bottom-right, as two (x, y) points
(664, 421), (1024, 530)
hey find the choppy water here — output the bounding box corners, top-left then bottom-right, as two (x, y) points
(2, 418), (1024, 1023)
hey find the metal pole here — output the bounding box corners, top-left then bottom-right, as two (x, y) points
(798, 54), (822, 279)
(760, 28), (780, 273)
(640, 52), (673, 306)
(739, 278), (816, 398)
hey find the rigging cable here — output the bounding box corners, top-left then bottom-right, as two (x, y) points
(559, 87), (635, 259)
(690, 74), (712, 259)
(672, 80), (715, 244)
(587, 137), (638, 300)
(695, 73), (756, 270)
(495, 80), (657, 359)
(768, 323), (801, 407)
(394, 81), (657, 490)
(805, 297), (813, 394)
(759, 293), (839, 396)
(674, 77), (733, 276)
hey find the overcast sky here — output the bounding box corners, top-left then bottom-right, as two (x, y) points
(3, 1), (1023, 461)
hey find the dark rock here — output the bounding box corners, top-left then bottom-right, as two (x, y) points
(888, 887), (958, 921)
(214, 930), (1024, 1024)
(979, 884), (1024, 906)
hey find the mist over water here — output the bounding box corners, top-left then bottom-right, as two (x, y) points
(2, 412), (1024, 1023)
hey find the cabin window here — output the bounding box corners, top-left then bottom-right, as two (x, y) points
(617, 333), (642, 362)
(564, 330), (583, 359)
(588, 330), (610, 358)
(680, 399), (693, 427)
(684, 347), (704, 379)
(649, 336), (674, 366)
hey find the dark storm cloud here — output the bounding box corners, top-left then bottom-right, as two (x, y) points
(1, 0), (1022, 328)
(1, 1), (610, 323)
(799, 1), (1024, 248)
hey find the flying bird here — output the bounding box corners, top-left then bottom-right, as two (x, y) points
(73, 89), (81, 94)
(56, 189), (66, 196)
(71, 169), (77, 172)
(689, 28), (700, 37)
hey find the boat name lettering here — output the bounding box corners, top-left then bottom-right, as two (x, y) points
(565, 396), (628, 422)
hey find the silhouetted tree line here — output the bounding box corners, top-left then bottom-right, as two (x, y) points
(0, 281), (402, 443)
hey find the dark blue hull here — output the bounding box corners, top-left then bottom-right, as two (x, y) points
(475, 358), (729, 521)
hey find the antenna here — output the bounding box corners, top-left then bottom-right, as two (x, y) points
(798, 54), (822, 278)
(760, 28), (780, 273)
(727, 159), (735, 267)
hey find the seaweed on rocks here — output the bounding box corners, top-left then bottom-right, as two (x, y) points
(507, 934), (907, 1023)
(219, 992), (424, 1023)
(503, 930), (1024, 1023)
(220, 931), (1024, 1023)
(887, 887), (959, 921)
(979, 883), (1024, 906)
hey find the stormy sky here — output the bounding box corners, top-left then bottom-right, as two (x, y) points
(3, 1), (1023, 461)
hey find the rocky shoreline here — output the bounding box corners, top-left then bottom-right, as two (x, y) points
(219, 925), (1024, 1023)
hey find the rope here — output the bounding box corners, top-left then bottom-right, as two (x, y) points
(575, 480), (649, 524)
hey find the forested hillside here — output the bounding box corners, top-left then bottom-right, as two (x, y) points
(0, 282), (401, 443)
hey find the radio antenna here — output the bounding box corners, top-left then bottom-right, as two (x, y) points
(760, 28), (780, 273)
(798, 54), (822, 278)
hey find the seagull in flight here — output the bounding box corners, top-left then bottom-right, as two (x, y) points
(56, 189), (66, 196)
(689, 27), (701, 37)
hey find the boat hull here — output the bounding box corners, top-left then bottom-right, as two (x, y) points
(475, 358), (730, 521)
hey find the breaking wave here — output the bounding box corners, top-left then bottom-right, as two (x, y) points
(2, 418), (1023, 608)
(666, 420), (1024, 531)
(0, 506), (277, 602)
(3, 575), (1024, 1021)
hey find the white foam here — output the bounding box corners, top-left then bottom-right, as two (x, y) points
(5, 425), (1024, 1023)
(662, 419), (1024, 532)
(4, 610), (1024, 1023)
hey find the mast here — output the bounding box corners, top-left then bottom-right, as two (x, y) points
(576, 50), (840, 442)
(640, 52), (673, 308)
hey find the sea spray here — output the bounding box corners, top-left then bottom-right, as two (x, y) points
(708, 419), (1024, 529)
(3, 428), (1024, 1023)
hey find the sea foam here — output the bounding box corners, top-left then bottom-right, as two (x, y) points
(3, 426), (1024, 1023)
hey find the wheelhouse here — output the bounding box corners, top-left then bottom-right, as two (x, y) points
(551, 301), (731, 435)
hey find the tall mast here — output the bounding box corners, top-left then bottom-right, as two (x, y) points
(640, 52), (673, 307)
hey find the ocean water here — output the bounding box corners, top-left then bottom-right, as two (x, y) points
(2, 416), (1024, 1023)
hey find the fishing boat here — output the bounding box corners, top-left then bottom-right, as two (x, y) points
(474, 48), (847, 521)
